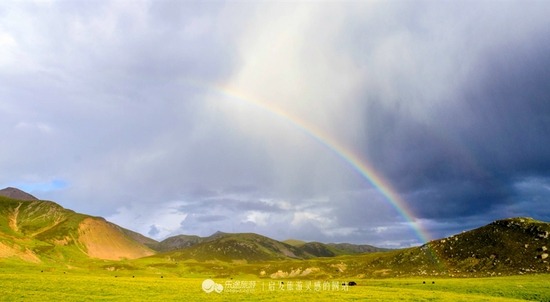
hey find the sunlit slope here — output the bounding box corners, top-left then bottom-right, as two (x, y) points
(0, 195), (154, 262)
(77, 217), (154, 260)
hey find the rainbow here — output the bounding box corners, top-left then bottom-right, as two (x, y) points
(185, 80), (433, 246)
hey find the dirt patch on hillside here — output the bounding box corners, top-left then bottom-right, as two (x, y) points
(52, 236), (71, 245)
(8, 202), (22, 232)
(0, 241), (41, 263)
(78, 218), (154, 260)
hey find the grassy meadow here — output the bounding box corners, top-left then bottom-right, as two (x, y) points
(1, 265), (549, 301)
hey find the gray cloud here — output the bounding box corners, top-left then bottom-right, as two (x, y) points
(1, 1), (550, 247)
(148, 224), (160, 237)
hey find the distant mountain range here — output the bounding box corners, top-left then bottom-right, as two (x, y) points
(1, 187), (549, 278)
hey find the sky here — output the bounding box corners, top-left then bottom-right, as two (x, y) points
(1, 1), (550, 248)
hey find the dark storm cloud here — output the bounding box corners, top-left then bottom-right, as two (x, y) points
(356, 12), (550, 231)
(2, 1), (550, 247)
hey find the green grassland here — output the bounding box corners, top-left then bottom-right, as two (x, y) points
(0, 265), (548, 301)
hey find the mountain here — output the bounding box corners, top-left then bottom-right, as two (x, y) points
(326, 242), (392, 253)
(0, 192), (155, 262)
(424, 217), (550, 276)
(284, 239), (391, 256)
(151, 232), (312, 263)
(304, 217), (550, 278)
(152, 232), (391, 260)
(0, 187), (38, 201)
(283, 239), (306, 247)
(108, 222), (159, 248)
(151, 231), (230, 252)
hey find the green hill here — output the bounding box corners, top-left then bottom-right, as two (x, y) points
(0, 190), (155, 263)
(151, 231), (230, 252)
(298, 241), (349, 257)
(150, 232), (312, 263)
(283, 239), (306, 247)
(151, 233), (391, 262)
(327, 242), (392, 253)
(283, 239), (390, 257)
(240, 217), (550, 279)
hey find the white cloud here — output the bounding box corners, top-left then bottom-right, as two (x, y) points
(15, 122), (54, 134)
(106, 201), (188, 240)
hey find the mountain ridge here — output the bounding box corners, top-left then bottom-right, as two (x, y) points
(0, 187), (38, 201)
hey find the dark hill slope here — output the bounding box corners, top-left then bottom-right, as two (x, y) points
(152, 231), (230, 252)
(108, 222), (159, 248)
(327, 242), (391, 253)
(283, 239), (390, 257)
(152, 232), (311, 263)
(427, 217), (550, 276)
(298, 241), (348, 257)
(322, 217), (550, 278)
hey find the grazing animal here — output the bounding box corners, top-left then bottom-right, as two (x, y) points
(348, 281), (357, 286)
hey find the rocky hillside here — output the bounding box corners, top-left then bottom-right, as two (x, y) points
(426, 217), (550, 277)
(0, 187), (38, 201)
